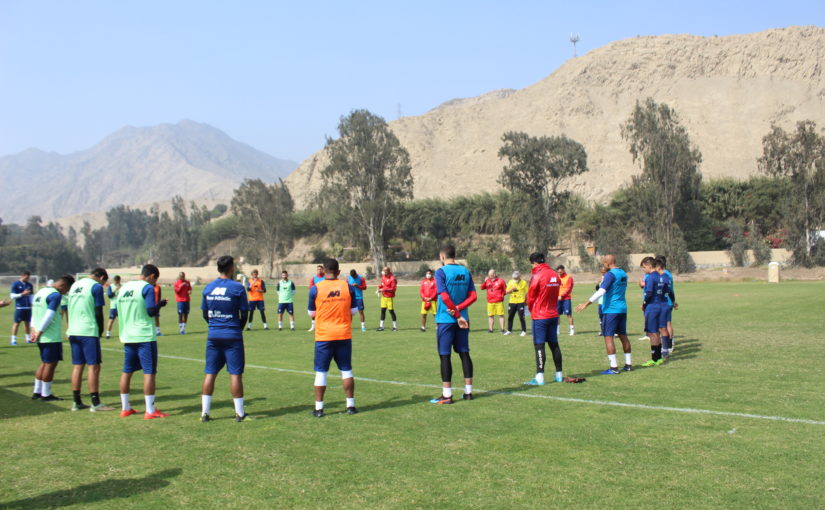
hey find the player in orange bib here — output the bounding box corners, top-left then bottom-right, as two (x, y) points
(307, 258), (359, 418)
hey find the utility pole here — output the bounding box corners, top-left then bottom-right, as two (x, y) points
(569, 32), (580, 58)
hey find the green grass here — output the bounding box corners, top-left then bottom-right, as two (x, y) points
(1, 281), (824, 509)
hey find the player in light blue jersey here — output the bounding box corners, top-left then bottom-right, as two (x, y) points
(430, 244), (478, 404)
(659, 255), (676, 351)
(348, 269), (368, 331)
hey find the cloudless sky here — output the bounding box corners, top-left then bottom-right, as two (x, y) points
(1, 1), (822, 162)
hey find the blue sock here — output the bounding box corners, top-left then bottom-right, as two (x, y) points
(662, 336), (671, 351)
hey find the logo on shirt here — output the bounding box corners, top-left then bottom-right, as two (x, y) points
(454, 274), (466, 281)
(122, 290), (134, 298)
(210, 287), (227, 296)
(326, 290), (341, 298)
(74, 287), (83, 294)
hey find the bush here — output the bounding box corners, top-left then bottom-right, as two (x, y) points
(465, 250), (511, 277)
(577, 244), (598, 272)
(750, 235), (772, 266)
(726, 221), (748, 267)
(365, 265), (376, 280)
(310, 247), (328, 263)
(416, 263), (432, 278)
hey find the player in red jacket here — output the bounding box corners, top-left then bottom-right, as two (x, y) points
(419, 269), (437, 332)
(480, 269), (507, 334)
(525, 252), (563, 386)
(376, 267), (398, 331)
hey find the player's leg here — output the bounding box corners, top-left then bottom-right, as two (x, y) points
(68, 337), (89, 410)
(333, 340), (356, 413)
(378, 306), (387, 330)
(201, 340), (223, 421)
(247, 306), (255, 329)
(278, 303), (284, 330)
(33, 361), (45, 399)
(497, 310), (505, 333)
(431, 324), (455, 404)
(567, 302), (575, 335)
(421, 304), (428, 331)
(11, 318), (20, 345)
(84, 337), (111, 411)
(388, 299), (397, 330)
(358, 301), (365, 331)
(141, 342), (166, 418)
(259, 302), (268, 330)
(547, 318), (563, 381)
(526, 319), (547, 385)
(119, 344), (137, 415)
(455, 327), (473, 399)
(226, 341), (247, 420)
(289, 304), (295, 330)
(106, 309), (116, 338)
(642, 307), (662, 366)
(518, 305), (526, 335)
(39, 358), (60, 400)
(661, 307), (673, 357)
(487, 303), (494, 333)
(507, 304), (516, 333)
(313, 341), (333, 416)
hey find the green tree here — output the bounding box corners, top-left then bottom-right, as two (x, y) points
(321, 109), (413, 275)
(758, 120), (825, 266)
(498, 131), (588, 254)
(621, 98), (702, 272)
(231, 179), (295, 277)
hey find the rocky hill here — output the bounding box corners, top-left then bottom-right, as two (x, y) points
(286, 26), (825, 207)
(0, 120), (297, 224)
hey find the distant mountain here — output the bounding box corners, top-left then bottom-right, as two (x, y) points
(287, 26), (825, 207)
(0, 120), (298, 223)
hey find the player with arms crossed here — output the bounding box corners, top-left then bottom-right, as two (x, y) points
(576, 254), (632, 374)
(10, 270), (34, 345)
(504, 271), (529, 336)
(347, 269), (368, 332)
(67, 267), (113, 411)
(117, 264), (169, 419)
(481, 269), (507, 334)
(30, 274), (75, 401)
(307, 265), (325, 331)
(200, 256), (251, 422)
(430, 244), (478, 404)
(276, 270), (296, 331)
(419, 269), (437, 332)
(525, 253), (563, 386)
(174, 272), (192, 335)
(376, 266), (398, 331)
(105, 275), (121, 339)
(308, 258), (359, 417)
(246, 269), (268, 330)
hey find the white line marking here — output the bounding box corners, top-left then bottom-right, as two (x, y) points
(101, 347), (825, 426)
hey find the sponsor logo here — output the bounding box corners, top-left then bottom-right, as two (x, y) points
(327, 290), (341, 298)
(210, 287), (227, 296)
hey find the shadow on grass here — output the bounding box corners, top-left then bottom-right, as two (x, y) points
(0, 468), (182, 509)
(5, 378), (70, 389)
(170, 396), (267, 415)
(0, 387), (66, 419)
(0, 371), (32, 380)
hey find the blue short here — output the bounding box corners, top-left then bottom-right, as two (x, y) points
(644, 305), (669, 333)
(277, 303), (294, 315)
(38, 343), (63, 363)
(436, 323), (470, 355)
(602, 313), (627, 337)
(123, 342), (158, 374)
(249, 301), (265, 311)
(355, 298), (364, 311)
(557, 300), (572, 315)
(13, 309), (31, 323)
(314, 339), (353, 372)
(109, 309), (118, 320)
(177, 302), (190, 315)
(532, 318), (559, 345)
(69, 336), (102, 365)
(665, 306), (673, 323)
(205, 339), (245, 375)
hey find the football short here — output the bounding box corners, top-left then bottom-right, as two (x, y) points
(205, 339), (245, 375)
(665, 305), (673, 323)
(644, 305), (668, 333)
(38, 342), (63, 363)
(177, 302), (191, 315)
(249, 301), (265, 311)
(531, 318), (559, 345)
(355, 298), (365, 311)
(557, 300), (573, 315)
(108, 308), (118, 320)
(487, 302), (504, 316)
(420, 301), (436, 315)
(602, 313), (627, 337)
(69, 336), (102, 365)
(380, 297), (394, 310)
(314, 339), (353, 373)
(13, 309), (31, 323)
(436, 323), (470, 355)
(277, 303), (294, 315)
(123, 342), (158, 374)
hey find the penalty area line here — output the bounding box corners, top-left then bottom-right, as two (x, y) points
(101, 347), (825, 427)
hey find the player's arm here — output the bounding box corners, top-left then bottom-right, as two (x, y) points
(142, 285), (162, 317)
(10, 282), (22, 300)
(107, 286), (114, 299)
(306, 286), (318, 318)
(642, 275), (654, 306)
(435, 269), (458, 315)
(201, 290), (210, 322)
(576, 272), (613, 312)
(261, 281), (266, 293)
(358, 277), (367, 291)
(291, 281), (296, 291)
(667, 284), (677, 310)
(92, 284), (105, 336)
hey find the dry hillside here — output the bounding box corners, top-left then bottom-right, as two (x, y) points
(287, 26), (825, 207)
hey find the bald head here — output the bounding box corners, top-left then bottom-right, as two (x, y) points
(602, 254), (617, 268)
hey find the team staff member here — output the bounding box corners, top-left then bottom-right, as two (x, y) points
(431, 244), (477, 405)
(376, 266), (398, 332)
(307, 258), (359, 417)
(105, 275), (121, 339)
(308, 265), (325, 331)
(347, 269), (368, 332)
(174, 272), (192, 335)
(10, 271), (33, 345)
(556, 265), (575, 336)
(246, 270), (268, 330)
(67, 267), (112, 412)
(481, 269), (507, 334)
(525, 253), (563, 386)
(419, 269), (437, 332)
(576, 255), (632, 374)
(117, 264), (169, 419)
(30, 274), (75, 401)
(200, 256), (250, 422)
(505, 271), (529, 336)
(277, 270), (296, 331)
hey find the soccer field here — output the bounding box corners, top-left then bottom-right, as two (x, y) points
(1, 280), (823, 509)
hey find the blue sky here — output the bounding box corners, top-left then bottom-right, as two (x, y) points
(1, 1), (822, 162)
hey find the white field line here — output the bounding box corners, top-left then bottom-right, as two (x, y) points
(101, 347), (825, 427)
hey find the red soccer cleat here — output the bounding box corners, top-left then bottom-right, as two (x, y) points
(144, 409), (170, 420)
(120, 409), (138, 418)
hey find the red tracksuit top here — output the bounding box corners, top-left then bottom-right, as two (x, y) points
(526, 263), (560, 320)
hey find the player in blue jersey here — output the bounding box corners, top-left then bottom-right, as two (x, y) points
(200, 256), (251, 422)
(576, 254), (633, 374)
(10, 271), (34, 345)
(641, 257), (677, 366)
(348, 269), (368, 332)
(430, 244), (478, 404)
(658, 255), (676, 351)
